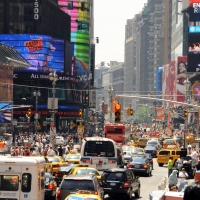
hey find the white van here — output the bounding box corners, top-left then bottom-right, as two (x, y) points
(0, 156), (45, 200)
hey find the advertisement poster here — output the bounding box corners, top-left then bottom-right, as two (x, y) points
(156, 107), (164, 121)
(0, 102), (12, 123)
(0, 34), (65, 73)
(189, 0), (200, 22)
(176, 56), (187, 103)
(162, 61), (176, 107)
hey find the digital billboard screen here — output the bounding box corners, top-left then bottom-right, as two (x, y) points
(188, 29), (200, 72)
(0, 34), (65, 73)
(0, 102), (12, 123)
(189, 0), (200, 22)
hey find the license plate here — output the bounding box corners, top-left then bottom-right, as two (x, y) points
(96, 164), (102, 168)
(135, 165), (139, 168)
(110, 183), (116, 186)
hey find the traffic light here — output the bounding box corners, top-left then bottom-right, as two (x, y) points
(114, 104), (121, 123)
(126, 108), (130, 116)
(79, 109), (83, 119)
(130, 108), (133, 116)
(184, 109), (188, 118)
(28, 109), (31, 117)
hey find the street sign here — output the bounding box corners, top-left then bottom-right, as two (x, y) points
(50, 127), (56, 135)
(77, 125), (84, 138)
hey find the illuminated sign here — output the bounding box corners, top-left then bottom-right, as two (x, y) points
(33, 0), (39, 20)
(13, 72), (80, 82)
(189, 26), (200, 33)
(0, 102), (12, 123)
(0, 34), (65, 73)
(189, 0), (200, 21)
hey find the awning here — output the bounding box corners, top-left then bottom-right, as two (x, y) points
(0, 43), (30, 69)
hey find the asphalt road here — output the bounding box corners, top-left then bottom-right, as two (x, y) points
(104, 158), (168, 200)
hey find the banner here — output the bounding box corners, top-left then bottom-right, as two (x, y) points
(156, 107), (164, 121)
(112, 97), (118, 113)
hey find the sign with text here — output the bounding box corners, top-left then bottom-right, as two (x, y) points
(189, 0), (200, 21)
(77, 125), (84, 138)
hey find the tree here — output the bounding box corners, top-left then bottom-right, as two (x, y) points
(134, 106), (152, 124)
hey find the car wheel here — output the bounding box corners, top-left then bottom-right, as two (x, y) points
(150, 170), (152, 176)
(134, 186), (140, 198)
(126, 191), (132, 200)
(158, 163), (164, 167)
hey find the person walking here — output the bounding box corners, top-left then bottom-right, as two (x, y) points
(168, 156), (173, 177)
(178, 168), (188, 191)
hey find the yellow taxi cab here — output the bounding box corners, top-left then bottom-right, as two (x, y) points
(157, 147), (181, 167)
(45, 161), (53, 173)
(131, 147), (145, 154)
(67, 165), (101, 180)
(65, 190), (101, 200)
(137, 138), (150, 148)
(45, 155), (68, 174)
(64, 152), (81, 165)
(163, 139), (177, 149)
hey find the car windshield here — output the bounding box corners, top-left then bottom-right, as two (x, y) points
(65, 155), (80, 160)
(84, 141), (115, 157)
(159, 150), (170, 155)
(145, 154), (152, 159)
(46, 158), (59, 162)
(164, 140), (175, 144)
(131, 148), (143, 153)
(61, 180), (94, 191)
(148, 141), (157, 145)
(122, 146), (132, 151)
(59, 166), (73, 172)
(131, 157), (146, 164)
(75, 169), (100, 176)
(123, 152), (131, 156)
(103, 172), (126, 182)
(68, 196), (97, 200)
(145, 146), (156, 150)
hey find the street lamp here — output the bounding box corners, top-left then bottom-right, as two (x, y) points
(33, 90), (41, 133)
(108, 86), (115, 122)
(49, 72), (58, 128)
(183, 77), (191, 148)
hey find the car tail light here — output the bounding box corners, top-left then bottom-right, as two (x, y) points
(56, 164), (60, 167)
(124, 182), (129, 188)
(48, 183), (54, 189)
(127, 164), (131, 168)
(57, 189), (61, 200)
(94, 191), (98, 195)
(143, 165), (148, 169)
(149, 160), (153, 163)
(82, 160), (89, 163)
(55, 173), (63, 177)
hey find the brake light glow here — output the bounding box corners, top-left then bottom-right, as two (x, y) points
(56, 164), (60, 167)
(127, 164), (131, 168)
(143, 165), (148, 169)
(48, 183), (54, 189)
(82, 160), (89, 163)
(94, 191), (98, 195)
(124, 182), (129, 188)
(109, 160), (116, 164)
(57, 189), (61, 200)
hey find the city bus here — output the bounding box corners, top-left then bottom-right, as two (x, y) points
(80, 137), (117, 170)
(104, 124), (125, 144)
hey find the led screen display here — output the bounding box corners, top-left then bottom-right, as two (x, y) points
(0, 102), (12, 123)
(0, 34), (65, 73)
(189, 0), (200, 22)
(188, 32), (200, 72)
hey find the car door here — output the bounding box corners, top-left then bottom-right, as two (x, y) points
(129, 170), (137, 192)
(94, 177), (104, 199)
(126, 170), (134, 192)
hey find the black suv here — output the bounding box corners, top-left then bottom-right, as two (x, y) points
(101, 168), (140, 199)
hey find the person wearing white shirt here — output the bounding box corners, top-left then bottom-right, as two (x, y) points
(191, 147), (198, 168)
(178, 168), (188, 191)
(176, 157), (183, 170)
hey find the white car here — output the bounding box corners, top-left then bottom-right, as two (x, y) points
(55, 136), (65, 145)
(147, 140), (161, 149)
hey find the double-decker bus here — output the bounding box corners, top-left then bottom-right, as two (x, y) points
(104, 124), (125, 144)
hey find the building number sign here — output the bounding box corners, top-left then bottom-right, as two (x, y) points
(34, 0), (39, 20)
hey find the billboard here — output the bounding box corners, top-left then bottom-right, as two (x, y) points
(189, 0), (200, 22)
(58, 0), (90, 77)
(0, 34), (65, 73)
(0, 102), (12, 123)
(176, 56), (187, 103)
(188, 29), (200, 72)
(162, 61), (176, 107)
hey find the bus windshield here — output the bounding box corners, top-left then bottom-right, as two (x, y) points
(83, 141), (115, 157)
